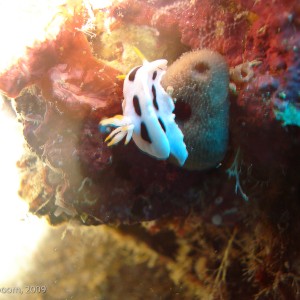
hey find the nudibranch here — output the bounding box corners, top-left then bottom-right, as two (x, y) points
(100, 51), (188, 166)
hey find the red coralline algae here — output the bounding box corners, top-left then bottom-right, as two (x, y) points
(109, 0), (250, 65)
(40, 29), (123, 118)
(0, 42), (57, 98)
(109, 0), (155, 27)
(226, 1), (300, 173)
(0, 14), (123, 117)
(238, 1), (299, 100)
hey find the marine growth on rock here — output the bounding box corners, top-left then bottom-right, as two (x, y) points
(0, 1), (300, 299)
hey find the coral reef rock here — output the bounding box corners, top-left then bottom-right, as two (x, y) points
(2, 1), (300, 298)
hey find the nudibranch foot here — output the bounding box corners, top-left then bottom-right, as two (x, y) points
(100, 115), (134, 146)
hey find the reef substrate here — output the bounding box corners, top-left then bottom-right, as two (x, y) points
(1, 0), (300, 299)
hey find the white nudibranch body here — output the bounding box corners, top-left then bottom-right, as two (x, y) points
(100, 58), (188, 166)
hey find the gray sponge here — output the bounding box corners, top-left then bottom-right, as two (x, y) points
(162, 49), (229, 170)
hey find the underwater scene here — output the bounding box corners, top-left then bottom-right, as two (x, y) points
(0, 0), (300, 299)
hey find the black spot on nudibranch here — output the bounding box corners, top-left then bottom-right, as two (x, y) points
(141, 122), (152, 143)
(152, 85), (159, 111)
(158, 118), (166, 132)
(133, 95), (142, 116)
(152, 71), (157, 80)
(128, 66), (141, 81)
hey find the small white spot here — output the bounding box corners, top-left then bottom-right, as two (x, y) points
(214, 196), (223, 205)
(212, 214), (223, 226)
(166, 86), (174, 97)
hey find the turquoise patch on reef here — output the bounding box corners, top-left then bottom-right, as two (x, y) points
(275, 103), (300, 127)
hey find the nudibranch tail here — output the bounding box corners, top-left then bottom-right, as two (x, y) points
(165, 119), (188, 166)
